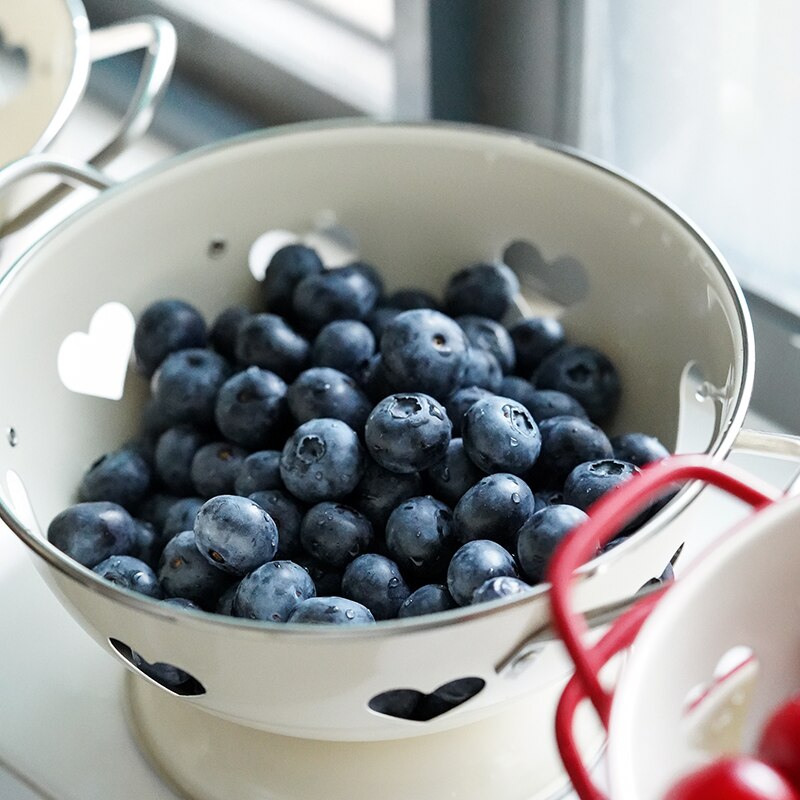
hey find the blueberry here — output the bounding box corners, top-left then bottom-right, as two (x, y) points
(497, 376), (539, 413)
(610, 432), (670, 468)
(457, 316), (515, 373)
(194, 495), (279, 576)
(129, 518), (161, 566)
(216, 583), (239, 615)
(158, 530), (232, 609)
(249, 489), (304, 559)
(134, 299), (207, 377)
(260, 244), (324, 312)
(214, 367), (288, 449)
(533, 489), (564, 511)
(233, 560), (316, 622)
(295, 555), (344, 597)
(288, 596), (375, 625)
(462, 396), (540, 475)
(287, 367), (372, 431)
(235, 313), (310, 381)
(191, 442), (248, 498)
(425, 438), (485, 506)
(365, 394), (452, 474)
(532, 415), (613, 486)
(446, 540), (518, 606)
(300, 502), (374, 569)
(444, 386), (495, 437)
(151, 348), (232, 428)
(234, 450), (283, 496)
(360, 354), (393, 402)
(136, 493), (181, 533)
(162, 497), (204, 543)
(444, 262), (520, 321)
(129, 649), (192, 690)
(341, 554), (411, 620)
(387, 289), (440, 311)
(509, 317), (565, 376)
(472, 576), (531, 605)
(138, 397), (173, 455)
(526, 389), (588, 422)
(293, 265), (380, 332)
(533, 344), (621, 422)
(209, 305), (251, 362)
(311, 320), (376, 381)
(154, 426), (207, 495)
(78, 448), (152, 512)
(397, 584), (457, 618)
(453, 473), (535, 548)
(350, 457), (424, 533)
(346, 261), (385, 302)
(380, 309), (468, 399)
(93, 555), (163, 598)
(516, 504), (589, 584)
(280, 418), (365, 503)
(562, 459), (640, 513)
(385, 496), (456, 580)
(48, 502), (136, 567)
(459, 347), (503, 392)
(365, 306), (403, 341)
(414, 677), (485, 720)
(369, 690), (420, 719)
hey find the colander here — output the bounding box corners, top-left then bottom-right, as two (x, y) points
(0, 122), (796, 799)
(551, 454), (800, 800)
(0, 0), (175, 233)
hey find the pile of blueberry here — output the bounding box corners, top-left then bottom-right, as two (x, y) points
(48, 244), (670, 629)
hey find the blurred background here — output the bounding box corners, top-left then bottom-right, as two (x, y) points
(80, 0), (800, 429)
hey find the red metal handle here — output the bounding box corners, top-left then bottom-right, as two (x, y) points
(547, 454), (779, 799)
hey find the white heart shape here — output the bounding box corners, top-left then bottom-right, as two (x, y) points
(57, 302), (135, 400)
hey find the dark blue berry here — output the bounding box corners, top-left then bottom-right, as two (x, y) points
(155, 426), (207, 496)
(130, 518), (161, 566)
(249, 489), (305, 559)
(386, 289), (440, 311)
(235, 313), (310, 381)
(287, 367), (372, 431)
(209, 305), (250, 362)
(532, 415), (613, 486)
(214, 367), (288, 449)
(261, 244), (324, 312)
(397, 584), (457, 618)
(350, 457), (424, 533)
(365, 307), (403, 341)
(562, 459), (640, 513)
(459, 347), (502, 392)
(509, 317), (565, 376)
(234, 450), (283, 495)
(457, 315), (515, 373)
(288, 596), (375, 625)
(158, 530), (232, 609)
(446, 540), (517, 606)
(48, 502), (136, 567)
(346, 261), (385, 302)
(78, 448), (152, 511)
(233, 560), (316, 622)
(191, 442), (248, 498)
(462, 396), (540, 475)
(300, 502), (374, 569)
(151, 348), (232, 427)
(533, 489), (564, 511)
(311, 320), (376, 381)
(498, 376), (539, 413)
(516, 504), (589, 584)
(425, 438), (484, 506)
(365, 393), (452, 474)
(472, 576), (531, 605)
(453, 473), (535, 548)
(381, 309), (468, 399)
(93, 555), (163, 598)
(134, 299), (207, 377)
(534, 344), (620, 422)
(526, 389), (588, 422)
(444, 262), (520, 321)
(385, 496), (455, 580)
(611, 432), (670, 468)
(216, 583), (239, 615)
(162, 497), (204, 543)
(136, 493), (181, 532)
(444, 385), (495, 437)
(280, 418), (365, 503)
(341, 554), (410, 620)
(295, 555), (344, 596)
(360, 353), (393, 402)
(293, 265), (380, 332)
(194, 495), (279, 576)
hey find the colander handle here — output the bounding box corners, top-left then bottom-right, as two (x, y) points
(0, 15), (176, 237)
(547, 455), (778, 799)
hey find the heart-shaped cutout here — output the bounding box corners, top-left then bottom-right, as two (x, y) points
(0, 28), (29, 106)
(109, 638), (205, 697)
(57, 302), (135, 400)
(369, 677), (485, 722)
(683, 645), (759, 756)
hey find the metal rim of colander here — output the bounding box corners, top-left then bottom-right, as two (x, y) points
(0, 120), (754, 639)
